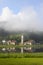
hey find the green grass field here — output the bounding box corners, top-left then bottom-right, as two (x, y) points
(0, 51), (43, 65)
(0, 58), (43, 65)
(0, 53), (43, 65)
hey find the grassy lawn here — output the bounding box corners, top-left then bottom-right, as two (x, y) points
(0, 52), (43, 65)
(0, 53), (43, 65)
(0, 58), (43, 65)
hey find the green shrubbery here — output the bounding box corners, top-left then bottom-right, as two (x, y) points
(0, 53), (43, 58)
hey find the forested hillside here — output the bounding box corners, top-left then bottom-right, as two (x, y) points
(0, 29), (43, 43)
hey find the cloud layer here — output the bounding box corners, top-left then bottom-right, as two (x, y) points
(0, 6), (43, 32)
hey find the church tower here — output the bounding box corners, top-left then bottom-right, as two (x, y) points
(21, 35), (23, 44)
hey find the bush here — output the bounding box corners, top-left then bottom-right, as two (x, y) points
(0, 53), (43, 58)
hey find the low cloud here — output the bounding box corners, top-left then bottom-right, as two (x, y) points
(0, 6), (43, 32)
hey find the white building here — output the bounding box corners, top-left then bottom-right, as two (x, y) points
(2, 40), (6, 44)
(21, 35), (23, 44)
(7, 40), (15, 45)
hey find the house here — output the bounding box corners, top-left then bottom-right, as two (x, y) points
(7, 40), (11, 45)
(23, 40), (35, 52)
(2, 40), (6, 44)
(7, 40), (16, 45)
(11, 40), (16, 45)
(24, 40), (35, 45)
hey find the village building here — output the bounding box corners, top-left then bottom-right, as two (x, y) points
(23, 40), (35, 52)
(7, 40), (16, 45)
(2, 40), (6, 44)
(24, 40), (35, 45)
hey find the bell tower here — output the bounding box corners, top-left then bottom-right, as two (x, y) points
(21, 35), (23, 44)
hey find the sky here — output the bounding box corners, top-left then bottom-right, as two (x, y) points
(0, 0), (43, 32)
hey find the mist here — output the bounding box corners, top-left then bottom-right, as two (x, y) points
(0, 6), (43, 32)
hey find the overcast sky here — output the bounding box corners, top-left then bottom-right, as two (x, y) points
(0, 0), (43, 32)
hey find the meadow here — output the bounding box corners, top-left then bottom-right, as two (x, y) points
(0, 53), (43, 65)
(0, 58), (43, 65)
(0, 45), (43, 65)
